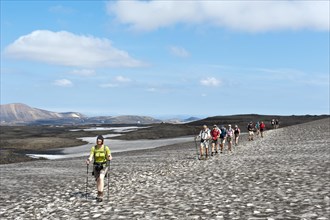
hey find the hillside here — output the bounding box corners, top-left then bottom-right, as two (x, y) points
(0, 103), (162, 125)
(0, 103), (84, 125)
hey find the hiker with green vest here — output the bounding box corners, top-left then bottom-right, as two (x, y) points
(86, 135), (112, 202)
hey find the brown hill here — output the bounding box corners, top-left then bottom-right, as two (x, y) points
(0, 103), (84, 125)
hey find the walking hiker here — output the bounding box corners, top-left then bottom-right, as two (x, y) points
(234, 125), (240, 146)
(260, 121), (266, 138)
(219, 125), (227, 153)
(247, 122), (254, 141)
(86, 135), (112, 202)
(255, 121), (260, 136)
(226, 124), (234, 152)
(275, 119), (279, 129)
(196, 125), (211, 160)
(210, 125), (220, 156)
(271, 119), (275, 129)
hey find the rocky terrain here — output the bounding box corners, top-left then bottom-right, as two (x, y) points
(0, 118), (329, 219)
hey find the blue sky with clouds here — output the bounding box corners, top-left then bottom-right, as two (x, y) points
(1, 1), (329, 118)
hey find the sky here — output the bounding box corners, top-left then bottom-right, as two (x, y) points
(1, 0), (329, 118)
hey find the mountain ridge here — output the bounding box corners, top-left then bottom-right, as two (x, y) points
(0, 103), (163, 125)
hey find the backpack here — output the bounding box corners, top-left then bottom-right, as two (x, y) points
(92, 145), (109, 164)
(200, 129), (210, 140)
(220, 128), (226, 138)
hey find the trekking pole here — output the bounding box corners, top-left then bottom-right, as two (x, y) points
(194, 137), (199, 160)
(86, 164), (89, 200)
(107, 160), (111, 201)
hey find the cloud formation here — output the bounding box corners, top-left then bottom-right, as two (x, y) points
(107, 1), (329, 32)
(70, 69), (96, 76)
(200, 77), (221, 87)
(169, 46), (190, 58)
(114, 75), (131, 83)
(4, 30), (144, 68)
(53, 79), (73, 87)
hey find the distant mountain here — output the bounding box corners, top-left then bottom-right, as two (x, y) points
(0, 103), (85, 125)
(183, 117), (200, 122)
(85, 115), (161, 124)
(162, 116), (201, 124)
(0, 103), (162, 125)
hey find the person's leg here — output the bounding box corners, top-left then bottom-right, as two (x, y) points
(215, 140), (218, 153)
(96, 167), (108, 201)
(211, 142), (215, 155)
(205, 145), (209, 158)
(200, 143), (204, 158)
(220, 139), (223, 153)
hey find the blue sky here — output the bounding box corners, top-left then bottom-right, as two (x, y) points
(1, 1), (329, 118)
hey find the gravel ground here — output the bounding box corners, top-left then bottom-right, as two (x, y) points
(0, 118), (329, 220)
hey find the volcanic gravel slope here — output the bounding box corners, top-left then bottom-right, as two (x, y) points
(0, 118), (329, 220)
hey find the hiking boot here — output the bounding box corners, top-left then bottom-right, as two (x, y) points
(96, 191), (103, 202)
(215, 151), (218, 154)
(211, 152), (214, 156)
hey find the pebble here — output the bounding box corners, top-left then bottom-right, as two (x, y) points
(0, 119), (329, 219)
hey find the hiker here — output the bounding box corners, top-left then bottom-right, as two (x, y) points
(255, 121), (260, 136)
(234, 125), (240, 146)
(197, 125), (211, 160)
(210, 125), (220, 156)
(260, 121), (266, 138)
(271, 119), (275, 129)
(247, 122), (254, 141)
(219, 125), (227, 153)
(86, 135), (112, 202)
(275, 119), (279, 129)
(226, 124), (234, 152)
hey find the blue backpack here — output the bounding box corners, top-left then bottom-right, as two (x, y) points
(220, 128), (227, 138)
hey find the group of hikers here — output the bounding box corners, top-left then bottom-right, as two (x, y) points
(85, 119), (279, 202)
(196, 119), (275, 160)
(196, 124), (240, 160)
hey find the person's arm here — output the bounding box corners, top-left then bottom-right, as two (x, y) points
(208, 130), (211, 139)
(86, 147), (94, 165)
(106, 146), (112, 161)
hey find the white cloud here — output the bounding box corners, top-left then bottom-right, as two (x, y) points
(49, 5), (74, 14)
(99, 83), (118, 88)
(200, 77), (221, 87)
(70, 69), (96, 76)
(107, 1), (329, 32)
(146, 88), (156, 92)
(4, 30), (144, 68)
(169, 46), (190, 58)
(53, 79), (73, 87)
(115, 75), (131, 83)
